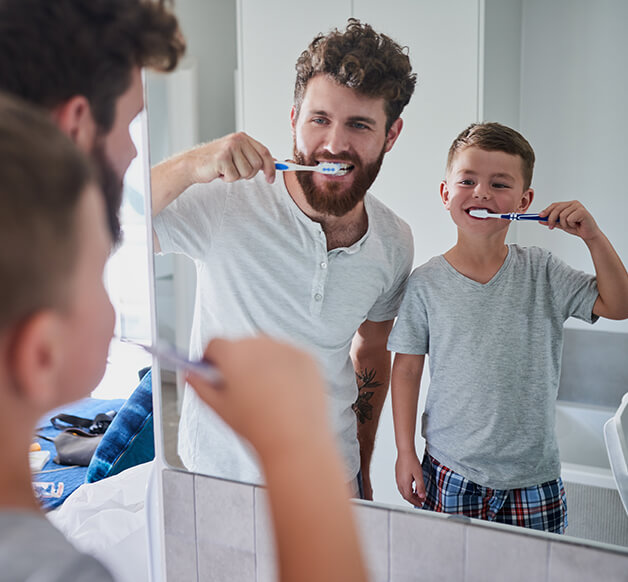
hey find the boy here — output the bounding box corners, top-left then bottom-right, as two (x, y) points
(389, 122), (628, 533)
(0, 95), (367, 582)
(0, 94), (117, 580)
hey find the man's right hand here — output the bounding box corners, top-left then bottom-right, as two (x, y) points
(150, 131), (276, 217)
(187, 132), (276, 185)
(395, 451), (427, 507)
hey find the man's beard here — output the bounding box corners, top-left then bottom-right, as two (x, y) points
(293, 142), (385, 217)
(92, 134), (124, 245)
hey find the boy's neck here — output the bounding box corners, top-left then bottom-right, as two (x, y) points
(0, 401), (42, 513)
(444, 230), (510, 284)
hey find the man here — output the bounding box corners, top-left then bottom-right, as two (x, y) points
(0, 0), (185, 243)
(152, 19), (417, 498)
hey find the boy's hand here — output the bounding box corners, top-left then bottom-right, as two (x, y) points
(186, 337), (329, 459)
(395, 451), (426, 507)
(538, 200), (602, 241)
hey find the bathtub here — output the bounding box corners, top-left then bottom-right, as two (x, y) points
(556, 400), (616, 489)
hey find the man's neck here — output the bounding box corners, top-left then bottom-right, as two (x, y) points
(283, 172), (368, 250)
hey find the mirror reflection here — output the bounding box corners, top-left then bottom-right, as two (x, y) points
(149, 0), (628, 550)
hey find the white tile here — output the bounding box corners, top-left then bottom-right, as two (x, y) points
(194, 475), (256, 581)
(390, 509), (466, 581)
(255, 487), (278, 582)
(465, 523), (549, 582)
(162, 469), (198, 582)
(548, 539), (628, 581)
(353, 502), (390, 582)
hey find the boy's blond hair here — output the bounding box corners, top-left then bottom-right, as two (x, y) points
(0, 93), (95, 328)
(447, 122), (536, 190)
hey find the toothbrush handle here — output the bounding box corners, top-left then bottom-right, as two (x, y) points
(515, 213), (551, 222)
(275, 161), (297, 171)
(275, 161), (315, 172)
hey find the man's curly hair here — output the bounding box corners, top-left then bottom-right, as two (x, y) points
(294, 19), (417, 131)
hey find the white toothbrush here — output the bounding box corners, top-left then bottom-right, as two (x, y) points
(274, 160), (350, 176)
(469, 209), (551, 222)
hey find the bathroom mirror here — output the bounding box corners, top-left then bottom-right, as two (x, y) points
(148, 0), (628, 551)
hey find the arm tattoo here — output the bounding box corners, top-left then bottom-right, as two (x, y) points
(352, 368), (383, 425)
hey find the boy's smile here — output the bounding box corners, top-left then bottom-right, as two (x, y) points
(441, 146), (533, 231)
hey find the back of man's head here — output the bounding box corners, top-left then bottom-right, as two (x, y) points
(0, 0), (185, 241)
(0, 92), (94, 330)
(0, 0), (183, 131)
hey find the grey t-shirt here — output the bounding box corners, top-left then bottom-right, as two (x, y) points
(154, 173), (414, 483)
(0, 510), (113, 582)
(388, 245), (599, 489)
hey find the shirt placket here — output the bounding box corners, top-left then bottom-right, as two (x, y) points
(309, 228), (330, 316)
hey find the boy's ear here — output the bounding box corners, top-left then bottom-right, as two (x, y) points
(384, 118), (403, 153)
(517, 188), (534, 212)
(51, 96), (98, 153)
(10, 311), (65, 410)
(440, 180), (451, 210)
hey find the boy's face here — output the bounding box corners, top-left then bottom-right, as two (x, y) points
(55, 184), (115, 405)
(290, 74), (402, 216)
(441, 146), (533, 231)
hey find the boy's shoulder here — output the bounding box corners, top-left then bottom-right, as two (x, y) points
(407, 255), (446, 285)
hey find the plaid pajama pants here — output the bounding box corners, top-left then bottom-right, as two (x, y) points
(422, 452), (567, 534)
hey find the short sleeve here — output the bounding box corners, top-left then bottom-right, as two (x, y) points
(387, 268), (430, 355)
(366, 222), (414, 322)
(153, 181), (230, 260)
(546, 251), (599, 324)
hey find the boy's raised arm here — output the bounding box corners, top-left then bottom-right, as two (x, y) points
(540, 200), (628, 320)
(391, 352), (427, 506)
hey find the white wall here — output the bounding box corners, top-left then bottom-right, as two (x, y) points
(517, 0), (628, 334)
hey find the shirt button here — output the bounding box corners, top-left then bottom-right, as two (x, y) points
(314, 293), (323, 301)
(320, 262), (327, 269)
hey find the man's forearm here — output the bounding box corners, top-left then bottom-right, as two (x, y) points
(151, 153), (195, 217)
(352, 351), (391, 495)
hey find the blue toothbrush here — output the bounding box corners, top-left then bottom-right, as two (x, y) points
(469, 209), (554, 222)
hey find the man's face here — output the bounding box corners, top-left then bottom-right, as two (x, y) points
(93, 67), (144, 241)
(103, 66), (144, 179)
(55, 185), (115, 405)
(291, 74), (401, 217)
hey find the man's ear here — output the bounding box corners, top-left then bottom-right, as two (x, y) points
(290, 106), (297, 138)
(517, 188), (534, 212)
(51, 96), (97, 152)
(440, 180), (451, 210)
(10, 312), (64, 410)
(384, 118), (403, 153)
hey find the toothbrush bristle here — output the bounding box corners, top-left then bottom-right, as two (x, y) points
(317, 162), (351, 176)
(469, 209), (489, 218)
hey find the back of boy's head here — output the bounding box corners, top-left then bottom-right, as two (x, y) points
(0, 93), (95, 330)
(293, 18), (417, 132)
(447, 122), (536, 190)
